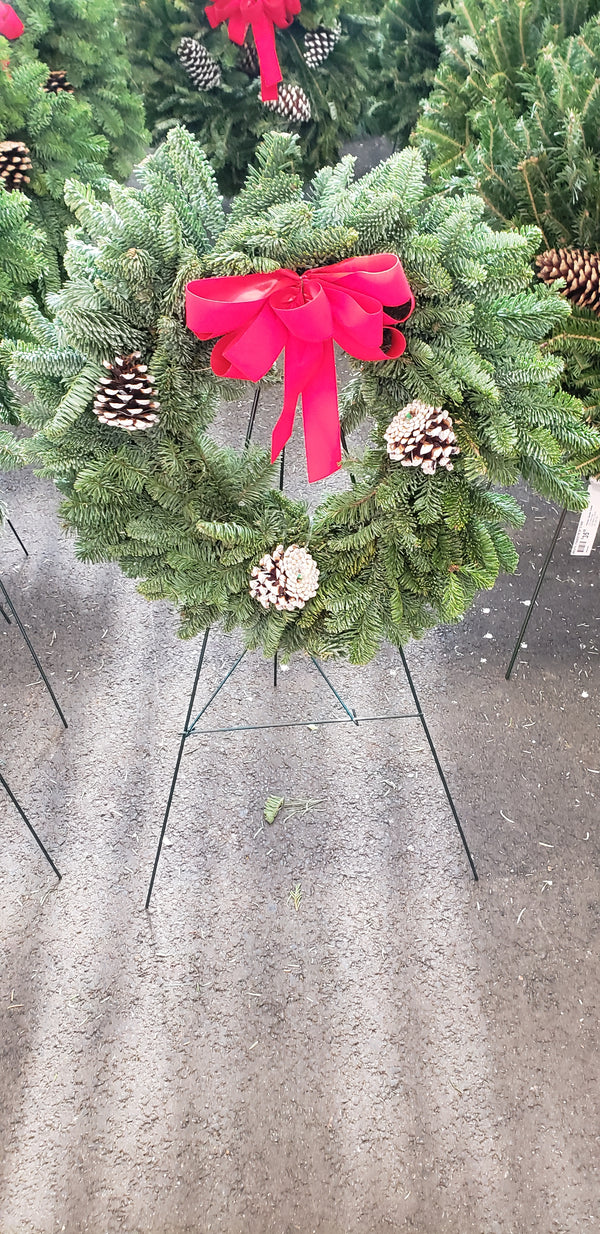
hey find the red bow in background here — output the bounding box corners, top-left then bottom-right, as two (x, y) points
(205, 0), (300, 101)
(0, 3), (24, 38)
(186, 254), (414, 483)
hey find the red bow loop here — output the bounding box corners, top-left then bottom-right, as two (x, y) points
(205, 0), (300, 101)
(0, 3), (24, 38)
(186, 254), (414, 483)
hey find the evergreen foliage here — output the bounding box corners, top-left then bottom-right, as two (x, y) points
(6, 128), (598, 663)
(14, 0), (148, 180)
(0, 29), (108, 282)
(0, 180), (44, 425)
(121, 0), (376, 193)
(415, 0), (600, 460)
(367, 0), (445, 148)
(0, 182), (44, 518)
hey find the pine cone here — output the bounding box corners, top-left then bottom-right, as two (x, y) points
(239, 39), (259, 77)
(250, 544), (319, 612)
(177, 37), (221, 90)
(0, 140), (32, 191)
(384, 400), (460, 475)
(264, 84), (312, 124)
(43, 69), (74, 94)
(93, 353), (160, 432)
(536, 247), (600, 314)
(304, 22), (341, 68)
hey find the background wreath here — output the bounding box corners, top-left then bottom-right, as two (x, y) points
(7, 127), (599, 663)
(121, 0), (376, 193)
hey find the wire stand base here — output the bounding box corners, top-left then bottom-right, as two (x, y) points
(1, 772), (61, 880)
(505, 507), (567, 680)
(145, 384), (477, 908)
(145, 638), (478, 908)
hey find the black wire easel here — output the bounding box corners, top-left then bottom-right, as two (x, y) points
(1, 520), (64, 880)
(145, 389), (478, 908)
(0, 771), (62, 880)
(1, 521), (68, 728)
(505, 506), (568, 680)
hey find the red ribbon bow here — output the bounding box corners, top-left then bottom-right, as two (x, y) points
(205, 0), (300, 101)
(0, 3), (24, 38)
(186, 254), (414, 483)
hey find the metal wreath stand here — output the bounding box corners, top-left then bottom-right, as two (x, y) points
(145, 387), (479, 908)
(1, 519), (66, 880)
(502, 497), (600, 679)
(145, 388), (478, 908)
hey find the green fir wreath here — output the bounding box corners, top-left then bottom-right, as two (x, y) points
(7, 127), (599, 663)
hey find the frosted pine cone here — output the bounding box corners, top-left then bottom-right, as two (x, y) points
(239, 40), (259, 77)
(93, 353), (160, 432)
(384, 401), (460, 475)
(536, 247), (600, 314)
(177, 37), (221, 90)
(304, 22), (341, 68)
(0, 140), (32, 191)
(250, 544), (319, 612)
(43, 69), (74, 93)
(264, 84), (312, 124)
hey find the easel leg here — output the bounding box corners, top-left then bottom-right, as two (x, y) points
(145, 628), (210, 909)
(309, 656), (359, 725)
(272, 443), (285, 693)
(398, 645), (478, 881)
(0, 578), (68, 729)
(1, 772), (61, 879)
(505, 506), (567, 681)
(6, 520), (28, 558)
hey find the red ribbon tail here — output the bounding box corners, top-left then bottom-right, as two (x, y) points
(271, 339), (302, 464)
(252, 10), (283, 101)
(301, 340), (341, 483)
(271, 339), (341, 483)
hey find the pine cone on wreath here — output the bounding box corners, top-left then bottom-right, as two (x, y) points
(384, 400), (460, 475)
(250, 544), (319, 611)
(0, 140), (32, 190)
(239, 39), (259, 77)
(304, 22), (341, 68)
(177, 37), (221, 90)
(536, 247), (600, 314)
(43, 69), (74, 94)
(93, 353), (160, 432)
(264, 84), (312, 124)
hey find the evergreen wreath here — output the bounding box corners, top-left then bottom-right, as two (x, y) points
(13, 0), (149, 181)
(0, 26), (109, 280)
(415, 1), (600, 470)
(0, 180), (43, 423)
(120, 0), (376, 194)
(7, 128), (599, 664)
(0, 150), (44, 511)
(366, 0), (445, 150)
(0, 25), (108, 424)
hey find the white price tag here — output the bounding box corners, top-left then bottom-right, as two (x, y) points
(571, 478), (600, 556)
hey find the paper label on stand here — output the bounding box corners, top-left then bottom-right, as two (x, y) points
(571, 478), (600, 556)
